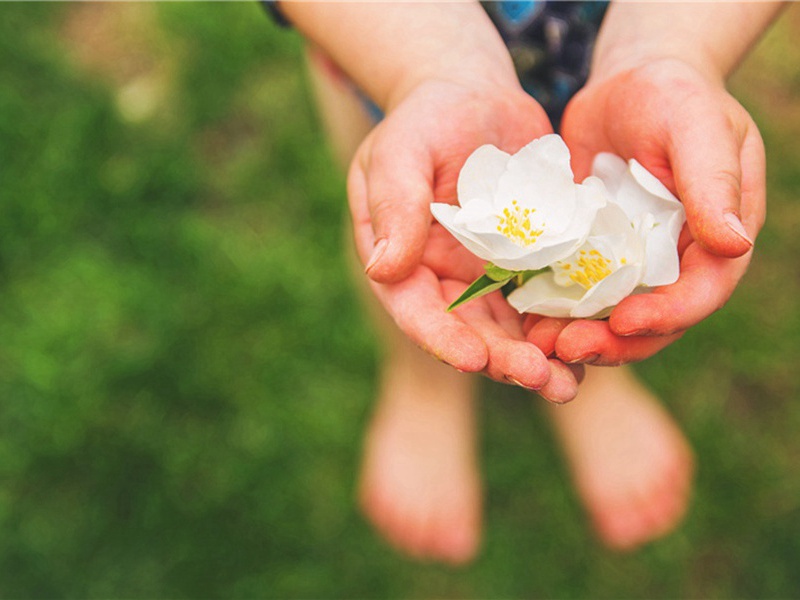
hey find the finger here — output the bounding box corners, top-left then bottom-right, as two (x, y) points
(537, 359), (581, 404)
(568, 363), (586, 385)
(373, 268), (488, 373)
(347, 151), (377, 267)
(353, 132), (435, 283)
(677, 223), (693, 257)
(667, 98), (754, 258)
(555, 320), (684, 366)
(608, 242), (751, 336)
(525, 317), (572, 357)
(482, 295), (580, 403)
(484, 289), (528, 339)
(443, 282), (551, 390)
(560, 87), (606, 181)
(522, 313), (544, 337)
(738, 121), (767, 238)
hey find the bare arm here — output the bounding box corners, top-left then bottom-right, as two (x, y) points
(592, 1), (786, 83)
(281, 2), (519, 111)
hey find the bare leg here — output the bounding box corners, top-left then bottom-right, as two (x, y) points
(359, 337), (482, 564)
(546, 365), (695, 550)
(306, 48), (483, 563)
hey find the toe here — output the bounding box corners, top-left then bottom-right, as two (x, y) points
(592, 502), (649, 551)
(434, 508), (481, 565)
(598, 465), (693, 550)
(385, 504), (431, 560)
(435, 523), (479, 565)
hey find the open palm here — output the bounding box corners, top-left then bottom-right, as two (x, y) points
(348, 80), (582, 401)
(538, 58), (766, 365)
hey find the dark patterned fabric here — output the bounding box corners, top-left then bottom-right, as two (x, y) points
(483, 1), (608, 129)
(261, 0), (290, 28)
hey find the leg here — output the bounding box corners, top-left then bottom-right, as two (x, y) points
(546, 365), (695, 550)
(306, 47), (483, 563)
(359, 335), (482, 564)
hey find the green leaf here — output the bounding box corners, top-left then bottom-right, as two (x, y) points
(484, 263), (518, 282)
(447, 274), (512, 312)
(517, 267), (549, 286)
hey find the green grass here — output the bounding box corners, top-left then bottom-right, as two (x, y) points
(0, 3), (799, 598)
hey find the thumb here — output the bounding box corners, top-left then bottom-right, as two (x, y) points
(668, 101), (755, 258)
(348, 133), (434, 284)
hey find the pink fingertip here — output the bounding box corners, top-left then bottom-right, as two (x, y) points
(538, 359), (579, 404)
(430, 332), (488, 374)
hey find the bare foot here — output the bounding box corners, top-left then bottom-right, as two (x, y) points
(547, 365), (694, 550)
(359, 346), (482, 564)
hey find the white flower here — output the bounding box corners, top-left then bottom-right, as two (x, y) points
(430, 135), (606, 271)
(507, 154), (686, 319)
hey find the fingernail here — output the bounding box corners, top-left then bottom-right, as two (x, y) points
(431, 354), (465, 372)
(566, 353), (599, 365)
(542, 394), (574, 406)
(505, 375), (538, 390)
(618, 328), (652, 337)
(539, 385), (578, 405)
(364, 238), (388, 273)
(724, 213), (753, 247)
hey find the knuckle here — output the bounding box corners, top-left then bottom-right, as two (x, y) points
(682, 168), (742, 217)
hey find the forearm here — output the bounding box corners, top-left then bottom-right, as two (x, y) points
(280, 1), (520, 111)
(591, 2), (785, 83)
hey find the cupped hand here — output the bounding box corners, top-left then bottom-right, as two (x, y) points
(348, 80), (583, 401)
(544, 58), (766, 365)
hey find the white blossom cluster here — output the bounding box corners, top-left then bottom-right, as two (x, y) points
(431, 135), (685, 319)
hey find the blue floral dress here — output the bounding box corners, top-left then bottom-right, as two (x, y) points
(482, 1), (608, 129)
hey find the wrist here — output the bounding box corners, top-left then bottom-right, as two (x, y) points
(377, 10), (521, 112)
(284, 0), (520, 113)
(589, 37), (725, 89)
(385, 51), (521, 114)
(588, 2), (784, 88)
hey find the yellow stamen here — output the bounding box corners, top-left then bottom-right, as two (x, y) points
(497, 200), (544, 247)
(566, 250), (613, 290)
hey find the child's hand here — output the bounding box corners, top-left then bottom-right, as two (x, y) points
(537, 57), (765, 365)
(349, 79), (582, 401)
(283, 2), (587, 398)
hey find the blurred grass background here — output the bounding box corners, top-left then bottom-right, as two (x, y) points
(0, 2), (798, 597)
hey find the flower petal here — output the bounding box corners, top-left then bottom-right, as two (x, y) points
(495, 135), (578, 234)
(641, 232), (680, 286)
(592, 156), (684, 225)
(591, 202), (632, 235)
(489, 236), (587, 271)
(590, 153), (628, 197)
(542, 178), (607, 244)
(640, 214), (682, 286)
(453, 198), (497, 233)
(507, 271), (584, 317)
(509, 261), (643, 319)
(457, 144), (510, 206)
(570, 264), (642, 318)
(430, 203), (501, 262)
(619, 170), (682, 224)
(629, 159), (680, 203)
(591, 157), (684, 288)
(430, 204), (557, 270)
